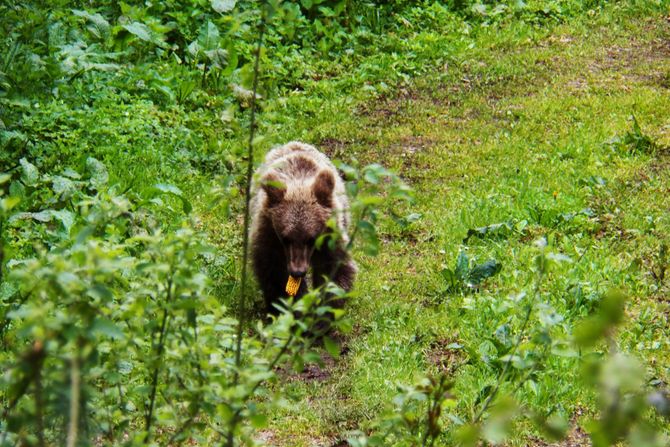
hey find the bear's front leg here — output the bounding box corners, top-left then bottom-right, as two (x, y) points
(251, 231), (289, 314)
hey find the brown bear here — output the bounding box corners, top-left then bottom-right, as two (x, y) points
(250, 141), (356, 313)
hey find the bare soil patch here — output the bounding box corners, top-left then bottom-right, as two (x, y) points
(426, 337), (468, 375)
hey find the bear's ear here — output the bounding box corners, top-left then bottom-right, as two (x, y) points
(313, 170), (335, 208)
(262, 174), (286, 207)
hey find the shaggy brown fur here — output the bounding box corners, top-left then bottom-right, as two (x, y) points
(250, 142), (356, 313)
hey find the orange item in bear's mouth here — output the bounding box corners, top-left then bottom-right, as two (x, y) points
(285, 275), (301, 297)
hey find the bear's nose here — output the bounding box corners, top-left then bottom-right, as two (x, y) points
(289, 269), (307, 278)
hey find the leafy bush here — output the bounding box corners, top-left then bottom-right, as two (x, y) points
(0, 150), (409, 444)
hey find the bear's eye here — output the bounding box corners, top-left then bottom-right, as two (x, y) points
(280, 236), (291, 245)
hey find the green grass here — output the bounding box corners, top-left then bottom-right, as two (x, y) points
(243, 10), (670, 446)
(4, 1), (669, 445)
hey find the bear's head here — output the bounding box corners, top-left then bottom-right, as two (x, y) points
(262, 170), (335, 278)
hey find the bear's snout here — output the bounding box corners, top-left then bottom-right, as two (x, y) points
(289, 268), (307, 278)
(286, 244), (311, 278)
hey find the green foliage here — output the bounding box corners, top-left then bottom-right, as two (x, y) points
(441, 251), (502, 293)
(347, 374), (455, 447)
(2, 0), (670, 445)
(351, 244), (670, 446)
(339, 162), (412, 256)
(463, 220), (520, 243)
(0, 152), (399, 443)
(579, 293), (670, 447)
(608, 115), (660, 155)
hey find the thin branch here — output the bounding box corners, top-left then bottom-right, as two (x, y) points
(144, 276), (173, 443)
(225, 332), (294, 446)
(144, 307), (170, 442)
(66, 354), (81, 447)
(227, 4), (267, 446)
(233, 2), (267, 376)
(0, 218), (4, 285)
(34, 361), (45, 447)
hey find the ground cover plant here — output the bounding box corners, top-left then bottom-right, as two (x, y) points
(2, 0), (670, 445)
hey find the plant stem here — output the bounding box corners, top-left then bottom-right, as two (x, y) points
(0, 218), (4, 285)
(227, 4), (267, 446)
(225, 332), (294, 446)
(233, 3), (266, 376)
(66, 354), (80, 447)
(144, 306), (170, 443)
(35, 361), (45, 447)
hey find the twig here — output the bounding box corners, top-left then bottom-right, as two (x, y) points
(144, 306), (170, 442)
(0, 218), (4, 285)
(66, 354), (81, 447)
(233, 1), (266, 375)
(225, 332), (294, 445)
(144, 276), (173, 443)
(227, 3), (267, 446)
(35, 361), (45, 447)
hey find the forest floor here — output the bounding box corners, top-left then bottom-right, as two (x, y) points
(250, 11), (670, 447)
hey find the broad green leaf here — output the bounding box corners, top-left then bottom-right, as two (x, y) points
(52, 176), (77, 199)
(441, 268), (457, 289)
(118, 360), (133, 375)
(205, 48), (228, 67)
(455, 251), (469, 281)
(20, 158), (39, 186)
(72, 9), (110, 39)
(62, 168), (81, 179)
(154, 183), (183, 196)
(211, 0), (236, 13)
(123, 22), (152, 42)
(468, 260), (502, 285)
(464, 221), (513, 243)
(8, 210), (53, 223)
(88, 284), (114, 302)
(363, 169), (379, 184)
(153, 183), (192, 214)
(198, 21), (220, 51)
(86, 157), (108, 187)
(92, 317), (125, 340)
(1, 196), (20, 212)
(0, 282), (18, 301)
(51, 209), (75, 234)
(9, 181), (24, 198)
(323, 336), (340, 359)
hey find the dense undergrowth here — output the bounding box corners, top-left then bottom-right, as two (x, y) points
(2, 0), (670, 445)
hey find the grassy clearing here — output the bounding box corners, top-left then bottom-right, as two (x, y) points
(3, 1), (669, 445)
(251, 11), (670, 446)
